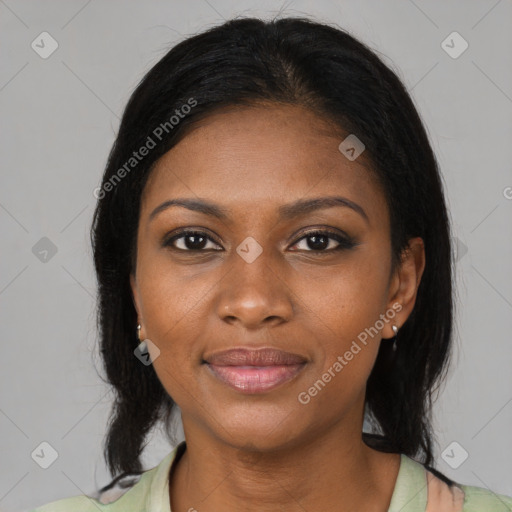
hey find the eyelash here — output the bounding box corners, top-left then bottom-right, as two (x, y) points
(163, 229), (357, 254)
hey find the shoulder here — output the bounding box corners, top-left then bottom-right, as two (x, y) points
(395, 453), (512, 512)
(422, 459), (512, 511)
(459, 483), (512, 511)
(29, 445), (182, 512)
(28, 473), (149, 512)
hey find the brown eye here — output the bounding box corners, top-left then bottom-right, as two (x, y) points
(164, 230), (222, 251)
(290, 230), (357, 253)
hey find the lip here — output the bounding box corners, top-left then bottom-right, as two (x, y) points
(203, 348), (307, 394)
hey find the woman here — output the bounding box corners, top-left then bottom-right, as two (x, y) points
(32, 16), (512, 512)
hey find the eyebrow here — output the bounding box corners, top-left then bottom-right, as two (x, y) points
(149, 196), (369, 224)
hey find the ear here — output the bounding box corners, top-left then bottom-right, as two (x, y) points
(382, 237), (425, 339)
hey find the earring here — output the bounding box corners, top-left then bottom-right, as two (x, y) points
(391, 324), (399, 352)
(136, 323), (146, 351)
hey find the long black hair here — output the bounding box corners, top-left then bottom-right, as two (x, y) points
(91, 16), (455, 479)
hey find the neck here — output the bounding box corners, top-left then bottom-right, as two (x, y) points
(169, 422), (400, 512)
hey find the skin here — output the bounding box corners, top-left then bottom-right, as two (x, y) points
(130, 103), (425, 512)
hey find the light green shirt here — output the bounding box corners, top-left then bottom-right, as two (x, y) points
(30, 442), (512, 511)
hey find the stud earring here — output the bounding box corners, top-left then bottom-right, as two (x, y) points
(136, 323), (146, 351)
(391, 324), (399, 352)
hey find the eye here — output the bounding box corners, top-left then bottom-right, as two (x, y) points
(289, 229), (357, 253)
(163, 230), (222, 251)
(163, 228), (357, 254)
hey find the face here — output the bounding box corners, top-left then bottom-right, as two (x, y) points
(130, 103), (424, 452)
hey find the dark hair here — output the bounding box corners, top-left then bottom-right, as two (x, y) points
(91, 15), (454, 479)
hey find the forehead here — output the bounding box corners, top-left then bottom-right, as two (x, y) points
(141, 104), (388, 226)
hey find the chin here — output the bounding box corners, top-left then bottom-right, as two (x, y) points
(206, 403), (306, 453)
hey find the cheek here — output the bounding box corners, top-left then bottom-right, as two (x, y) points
(137, 250), (215, 339)
(296, 246), (390, 331)
(142, 280), (201, 404)
(135, 257), (226, 398)
(294, 247), (391, 379)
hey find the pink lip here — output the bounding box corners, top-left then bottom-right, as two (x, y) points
(204, 348), (307, 393)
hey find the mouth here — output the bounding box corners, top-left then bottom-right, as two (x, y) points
(203, 348), (307, 394)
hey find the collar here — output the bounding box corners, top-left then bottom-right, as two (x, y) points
(148, 443), (430, 511)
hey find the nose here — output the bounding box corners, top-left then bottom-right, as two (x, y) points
(214, 249), (294, 330)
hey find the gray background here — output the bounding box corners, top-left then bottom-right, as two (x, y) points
(1, 1), (511, 510)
